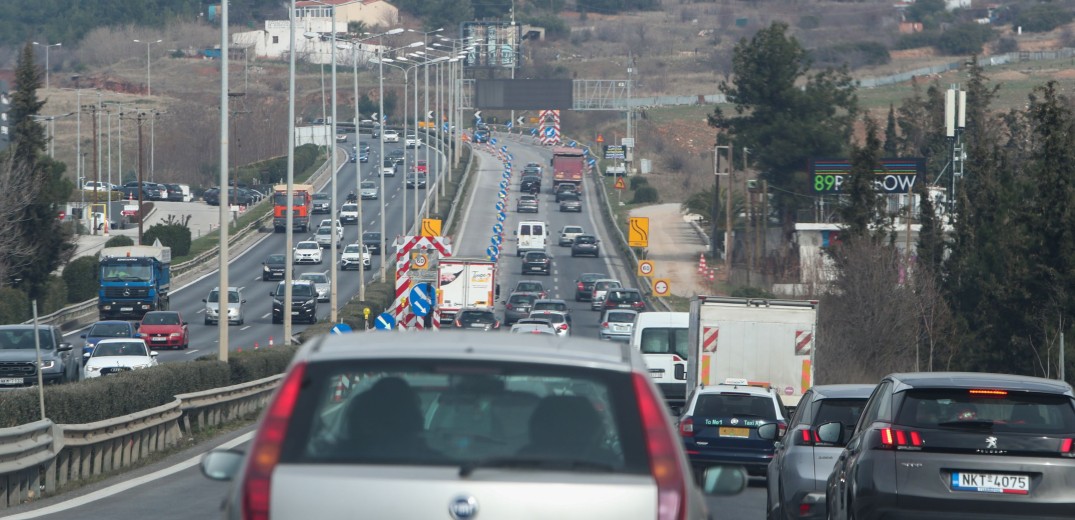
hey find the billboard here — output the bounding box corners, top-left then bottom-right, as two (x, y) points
(474, 79), (572, 110)
(461, 21), (520, 69)
(810, 158), (924, 194)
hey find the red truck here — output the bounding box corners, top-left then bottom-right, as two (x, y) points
(273, 183), (314, 232)
(550, 147), (586, 191)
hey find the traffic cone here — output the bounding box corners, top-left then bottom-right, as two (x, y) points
(698, 253), (707, 274)
(254, 342), (259, 350)
(708, 269), (716, 282)
(333, 378), (347, 402)
(269, 336), (274, 347)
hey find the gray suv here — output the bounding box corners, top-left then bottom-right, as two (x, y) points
(0, 325), (80, 386)
(200, 334), (750, 519)
(766, 384), (874, 520)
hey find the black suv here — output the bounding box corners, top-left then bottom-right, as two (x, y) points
(522, 251), (552, 275)
(520, 175), (541, 195)
(362, 231), (382, 256)
(574, 273), (607, 301)
(604, 288), (646, 311)
(271, 281), (318, 324)
(555, 183), (579, 202)
(164, 183), (185, 201)
(822, 372), (1075, 520)
(0, 325), (79, 385)
(453, 308), (500, 331)
(262, 253), (287, 281)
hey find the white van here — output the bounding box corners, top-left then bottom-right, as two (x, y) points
(176, 184), (193, 202)
(515, 220), (548, 256)
(632, 312), (691, 411)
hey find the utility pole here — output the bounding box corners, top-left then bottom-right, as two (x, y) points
(137, 112), (146, 244)
(90, 103), (100, 234)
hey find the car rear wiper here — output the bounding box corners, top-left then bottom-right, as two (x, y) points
(937, 420), (995, 429)
(459, 457), (615, 477)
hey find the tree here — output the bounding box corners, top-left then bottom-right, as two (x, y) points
(62, 256), (99, 303)
(837, 118), (886, 244)
(711, 22), (858, 231)
(884, 105), (899, 156)
(5, 43), (75, 300)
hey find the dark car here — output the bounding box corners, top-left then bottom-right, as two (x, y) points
(262, 253), (288, 281)
(311, 193), (330, 214)
(571, 234), (600, 257)
(218, 187), (255, 206)
(516, 194), (539, 213)
(271, 280), (318, 324)
(453, 308), (500, 331)
(358, 150), (369, 163)
(164, 183), (185, 201)
(119, 185), (151, 201)
(604, 288), (645, 311)
(387, 149), (405, 164)
(512, 280), (547, 298)
(348, 152), (358, 163)
(203, 187), (221, 206)
(124, 181), (165, 200)
(555, 183), (580, 202)
(504, 291), (542, 325)
(405, 173), (427, 189)
(474, 124), (491, 143)
(520, 175), (541, 195)
(766, 384), (875, 520)
(574, 272), (607, 301)
(522, 251), (552, 275)
(80, 320), (139, 358)
(523, 162), (543, 176)
(362, 231), (382, 256)
(821, 372), (1075, 520)
(559, 192), (582, 212)
(0, 325), (79, 386)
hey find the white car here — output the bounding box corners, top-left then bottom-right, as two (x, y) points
(528, 310), (572, 337)
(315, 225), (341, 248)
(360, 180), (379, 200)
(340, 203), (358, 224)
(318, 219), (344, 233)
(405, 133), (421, 148)
(509, 319), (557, 335)
(299, 272), (332, 302)
(382, 129), (400, 143)
(83, 338), (158, 379)
(340, 243), (371, 270)
(82, 181), (116, 192)
(293, 241), (323, 264)
(559, 225), (586, 246)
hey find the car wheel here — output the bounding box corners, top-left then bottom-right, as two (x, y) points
(204, 317), (211, 325)
(571, 252), (577, 257)
(272, 317), (282, 324)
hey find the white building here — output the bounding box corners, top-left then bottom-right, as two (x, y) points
(232, 18), (383, 65)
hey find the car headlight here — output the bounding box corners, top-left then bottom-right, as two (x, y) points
(39, 360), (56, 369)
(131, 364), (152, 370)
(86, 366), (100, 373)
(304, 299), (316, 307)
(263, 265), (270, 272)
(169, 332), (182, 338)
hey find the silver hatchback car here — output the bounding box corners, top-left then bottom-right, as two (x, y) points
(765, 384), (874, 520)
(201, 334), (749, 519)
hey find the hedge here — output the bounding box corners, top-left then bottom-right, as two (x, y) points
(63, 256), (99, 303)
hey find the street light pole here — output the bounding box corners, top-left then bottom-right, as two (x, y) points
(351, 43), (365, 302)
(285, 0), (299, 345)
(329, 5), (339, 323)
(32, 42), (61, 90)
(217, 0), (230, 361)
(132, 39), (162, 96)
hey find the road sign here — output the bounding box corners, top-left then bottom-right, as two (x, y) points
(499, 180), (508, 189)
(495, 200), (504, 211)
(652, 278), (671, 297)
(426, 110), (433, 119)
(597, 134), (604, 144)
(486, 245), (499, 262)
(493, 223), (503, 234)
(544, 127), (555, 138)
(490, 137), (498, 145)
(497, 211), (506, 222)
(638, 260), (655, 277)
(409, 283), (436, 317)
(569, 140), (577, 147)
(411, 252), (430, 270)
(604, 145), (626, 160)
(517, 116), (525, 125)
(614, 177), (627, 190)
(492, 234), (502, 246)
(363, 307), (371, 319)
(331, 323), (353, 334)
(628, 217), (650, 248)
(375, 312), (395, 330)
(421, 219), (442, 237)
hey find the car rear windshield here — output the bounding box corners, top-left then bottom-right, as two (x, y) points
(533, 302), (567, 312)
(695, 393), (777, 420)
(89, 323), (132, 337)
(459, 311), (496, 324)
(606, 312), (636, 323)
(531, 313), (566, 324)
(812, 398), (868, 427)
(895, 388), (1075, 433)
(575, 236), (596, 244)
(281, 360), (648, 473)
(509, 294), (537, 305)
(609, 290), (641, 302)
(278, 284), (315, 298)
(638, 327), (689, 359)
(516, 283), (543, 292)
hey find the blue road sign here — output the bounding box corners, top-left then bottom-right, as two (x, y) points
(495, 200), (504, 211)
(492, 235), (502, 246)
(409, 283), (436, 318)
(411, 298), (430, 317)
(490, 137), (498, 145)
(588, 158), (597, 166)
(583, 148), (590, 156)
(506, 121), (513, 129)
(493, 223), (503, 234)
(331, 323), (353, 334)
(497, 211), (506, 222)
(530, 128), (538, 136)
(569, 140), (577, 147)
(544, 127), (555, 138)
(503, 171), (511, 179)
(375, 312), (395, 330)
(498, 188), (507, 199)
(499, 179), (509, 188)
(500, 146), (508, 153)
(487, 245), (499, 262)
(508, 154), (514, 161)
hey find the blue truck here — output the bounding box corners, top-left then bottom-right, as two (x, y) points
(98, 245), (172, 320)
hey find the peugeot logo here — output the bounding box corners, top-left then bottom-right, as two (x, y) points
(123, 288), (131, 297)
(448, 496), (478, 520)
(985, 436), (998, 449)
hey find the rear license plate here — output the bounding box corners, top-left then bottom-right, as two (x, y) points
(649, 369), (664, 379)
(952, 472), (1030, 494)
(0, 377), (24, 385)
(291, 311), (300, 315)
(151, 337), (166, 342)
(120, 307), (134, 312)
(719, 427), (751, 438)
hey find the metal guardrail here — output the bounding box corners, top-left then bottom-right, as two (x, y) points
(0, 374), (282, 509)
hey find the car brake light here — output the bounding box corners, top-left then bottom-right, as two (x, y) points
(879, 427), (922, 449)
(679, 416), (694, 438)
(506, 303), (513, 310)
(577, 282), (584, 290)
(493, 321), (500, 329)
(969, 389), (1008, 398)
(601, 322), (609, 328)
(777, 421), (787, 437)
(795, 429), (818, 446)
(633, 373), (687, 520)
(1060, 438), (1075, 457)
(241, 361), (307, 520)
(559, 324), (568, 331)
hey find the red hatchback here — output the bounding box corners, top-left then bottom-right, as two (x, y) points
(138, 311), (189, 350)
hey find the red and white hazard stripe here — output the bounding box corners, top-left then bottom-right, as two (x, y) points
(702, 326), (719, 353)
(795, 330), (814, 355)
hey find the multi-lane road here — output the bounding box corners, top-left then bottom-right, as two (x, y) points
(11, 134), (767, 519)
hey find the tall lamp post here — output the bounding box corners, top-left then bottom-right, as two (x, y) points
(132, 39), (162, 96)
(29, 112), (74, 158)
(217, 0), (230, 361)
(32, 41), (61, 90)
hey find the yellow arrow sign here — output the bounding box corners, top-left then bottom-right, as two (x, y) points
(421, 218), (442, 237)
(628, 217), (649, 248)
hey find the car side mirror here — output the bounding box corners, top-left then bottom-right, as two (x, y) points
(756, 423), (779, 441)
(183, 321), (189, 326)
(80, 333), (87, 339)
(57, 342), (73, 352)
(202, 299), (207, 303)
(150, 351), (159, 357)
(200, 449), (245, 482)
(241, 299), (247, 303)
(701, 464), (749, 496)
(83, 352), (91, 359)
(816, 422), (844, 445)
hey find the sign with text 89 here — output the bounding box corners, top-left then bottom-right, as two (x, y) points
(811, 158), (924, 194)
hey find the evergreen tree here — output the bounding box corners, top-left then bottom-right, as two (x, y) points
(884, 104), (899, 156)
(838, 117), (886, 244)
(914, 181), (945, 274)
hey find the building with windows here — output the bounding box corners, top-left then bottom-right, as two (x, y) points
(231, 0), (396, 63)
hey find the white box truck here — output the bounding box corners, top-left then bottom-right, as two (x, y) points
(437, 259), (497, 324)
(686, 296), (818, 409)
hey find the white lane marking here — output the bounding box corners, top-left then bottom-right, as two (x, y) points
(261, 313), (271, 319)
(2, 431), (257, 520)
(185, 349), (200, 355)
(240, 326), (251, 331)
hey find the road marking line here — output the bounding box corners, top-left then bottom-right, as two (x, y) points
(185, 349), (200, 355)
(1, 431), (256, 519)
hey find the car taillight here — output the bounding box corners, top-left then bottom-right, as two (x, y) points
(679, 416), (694, 438)
(777, 420), (787, 437)
(241, 361), (307, 520)
(1060, 438), (1075, 457)
(493, 321), (500, 329)
(577, 282), (584, 290)
(454, 319), (462, 328)
(794, 429), (818, 446)
(506, 303), (514, 310)
(559, 324), (568, 331)
(878, 427), (922, 449)
(601, 322), (609, 328)
(633, 373), (687, 520)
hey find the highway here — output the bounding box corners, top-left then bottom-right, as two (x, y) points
(14, 134), (767, 519)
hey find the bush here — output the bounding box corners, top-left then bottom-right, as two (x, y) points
(227, 345), (300, 384)
(1013, 5), (1073, 33)
(104, 235), (135, 247)
(936, 23), (994, 55)
(63, 256), (99, 303)
(730, 286), (776, 299)
(632, 186), (659, 204)
(0, 287), (30, 323)
(40, 275), (68, 315)
(996, 37), (1018, 53)
(142, 222), (193, 256)
(894, 32), (939, 50)
(629, 176), (649, 190)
